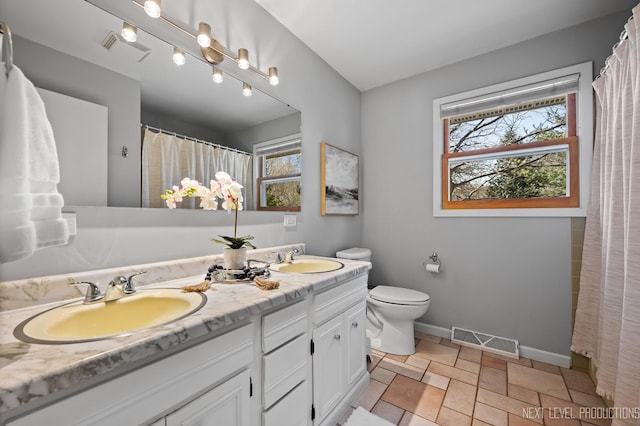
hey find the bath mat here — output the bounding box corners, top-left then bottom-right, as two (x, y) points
(344, 406), (394, 426)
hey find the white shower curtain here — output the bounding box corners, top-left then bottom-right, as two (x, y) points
(571, 4), (640, 419)
(141, 128), (253, 209)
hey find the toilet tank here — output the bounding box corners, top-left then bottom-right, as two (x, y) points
(336, 247), (371, 262)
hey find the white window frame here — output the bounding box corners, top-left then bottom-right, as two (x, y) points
(253, 133), (302, 211)
(432, 62), (593, 217)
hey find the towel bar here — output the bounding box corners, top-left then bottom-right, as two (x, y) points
(1, 21), (14, 77)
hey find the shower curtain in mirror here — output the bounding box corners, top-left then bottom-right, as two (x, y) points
(571, 4), (640, 417)
(141, 128), (253, 209)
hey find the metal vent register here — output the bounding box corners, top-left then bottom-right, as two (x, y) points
(451, 327), (519, 358)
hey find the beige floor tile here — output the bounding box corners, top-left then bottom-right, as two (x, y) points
(442, 379), (477, 416)
(509, 413), (546, 426)
(478, 365), (507, 395)
(415, 340), (460, 366)
(369, 353), (383, 372)
(456, 358), (481, 374)
(560, 368), (597, 394)
(532, 360), (561, 375)
(427, 362), (478, 386)
(458, 345), (483, 363)
(476, 388), (542, 424)
(569, 389), (606, 407)
(371, 366), (397, 385)
(378, 357), (425, 380)
(481, 354), (507, 371)
(421, 370), (450, 390)
(352, 379), (388, 411)
(406, 355), (430, 370)
(485, 351), (533, 367)
(372, 400), (405, 424)
(414, 332), (442, 343)
(372, 349), (386, 357)
(508, 383), (540, 405)
(386, 353), (409, 363)
(540, 394), (611, 426)
(440, 338), (461, 349)
(437, 406), (472, 426)
(381, 375), (445, 422)
(471, 420), (493, 426)
(399, 412), (439, 426)
(508, 363), (571, 401)
(473, 401), (508, 426)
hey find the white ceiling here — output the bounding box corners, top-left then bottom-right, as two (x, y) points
(255, 0), (638, 91)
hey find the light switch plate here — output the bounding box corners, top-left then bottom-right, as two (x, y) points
(283, 214), (296, 227)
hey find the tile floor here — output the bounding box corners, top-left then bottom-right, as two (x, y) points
(339, 332), (610, 426)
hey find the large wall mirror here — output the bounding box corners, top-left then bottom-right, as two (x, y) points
(0, 0), (301, 211)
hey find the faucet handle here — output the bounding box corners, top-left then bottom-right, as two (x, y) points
(124, 271), (146, 294)
(69, 281), (103, 303)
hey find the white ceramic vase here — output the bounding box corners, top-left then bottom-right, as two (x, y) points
(224, 247), (247, 270)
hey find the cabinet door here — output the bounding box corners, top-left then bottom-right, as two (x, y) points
(345, 303), (367, 386)
(166, 369), (250, 426)
(312, 315), (345, 422)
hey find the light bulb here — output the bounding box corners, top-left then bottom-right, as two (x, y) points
(172, 47), (185, 66)
(143, 0), (161, 18)
(268, 67), (279, 86)
(212, 68), (223, 83)
(121, 22), (137, 43)
(237, 48), (249, 70)
(197, 22), (211, 48)
(242, 82), (252, 97)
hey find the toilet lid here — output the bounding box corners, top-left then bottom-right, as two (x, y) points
(369, 285), (430, 305)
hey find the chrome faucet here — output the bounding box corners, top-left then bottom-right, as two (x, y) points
(70, 272), (146, 304)
(280, 248), (300, 263)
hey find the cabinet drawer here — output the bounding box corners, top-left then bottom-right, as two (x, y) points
(263, 300), (307, 353)
(263, 381), (308, 426)
(263, 333), (308, 409)
(314, 275), (367, 325)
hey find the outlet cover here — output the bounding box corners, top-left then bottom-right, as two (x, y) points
(283, 214), (296, 227)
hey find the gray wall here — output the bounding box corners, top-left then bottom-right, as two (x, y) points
(360, 12), (630, 356)
(11, 36), (141, 208)
(141, 106), (228, 147)
(227, 111), (302, 152)
(0, 0), (362, 281)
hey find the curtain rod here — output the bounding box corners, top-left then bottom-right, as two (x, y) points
(598, 15), (634, 79)
(142, 124), (252, 156)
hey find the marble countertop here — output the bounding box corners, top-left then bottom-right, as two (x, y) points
(0, 253), (371, 420)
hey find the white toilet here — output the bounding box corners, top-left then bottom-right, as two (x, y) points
(336, 248), (430, 356)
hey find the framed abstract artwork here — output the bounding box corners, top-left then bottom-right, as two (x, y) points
(320, 142), (359, 215)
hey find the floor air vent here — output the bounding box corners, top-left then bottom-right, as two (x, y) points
(451, 327), (519, 359)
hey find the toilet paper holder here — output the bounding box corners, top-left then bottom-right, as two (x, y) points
(424, 252), (442, 273)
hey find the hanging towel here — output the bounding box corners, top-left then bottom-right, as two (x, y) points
(0, 65), (69, 263)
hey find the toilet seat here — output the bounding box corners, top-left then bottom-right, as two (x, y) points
(369, 285), (430, 306)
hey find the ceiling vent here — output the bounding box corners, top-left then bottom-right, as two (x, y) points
(100, 31), (151, 63)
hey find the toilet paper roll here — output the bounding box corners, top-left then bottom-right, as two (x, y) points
(426, 263), (440, 273)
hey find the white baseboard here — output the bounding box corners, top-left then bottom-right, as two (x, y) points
(414, 321), (570, 368)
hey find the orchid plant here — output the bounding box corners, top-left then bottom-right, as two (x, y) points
(161, 172), (256, 250)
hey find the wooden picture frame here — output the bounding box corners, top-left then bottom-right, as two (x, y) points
(320, 142), (359, 215)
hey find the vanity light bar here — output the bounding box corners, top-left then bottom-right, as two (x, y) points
(131, 0), (279, 86)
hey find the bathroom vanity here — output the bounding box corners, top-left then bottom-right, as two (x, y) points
(0, 245), (371, 426)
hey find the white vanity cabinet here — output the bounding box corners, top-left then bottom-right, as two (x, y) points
(7, 324), (254, 426)
(261, 300), (311, 426)
(311, 275), (369, 426)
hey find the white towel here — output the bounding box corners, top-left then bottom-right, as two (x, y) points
(0, 65), (69, 263)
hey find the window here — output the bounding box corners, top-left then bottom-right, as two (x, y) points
(433, 62), (593, 217)
(254, 134), (302, 211)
